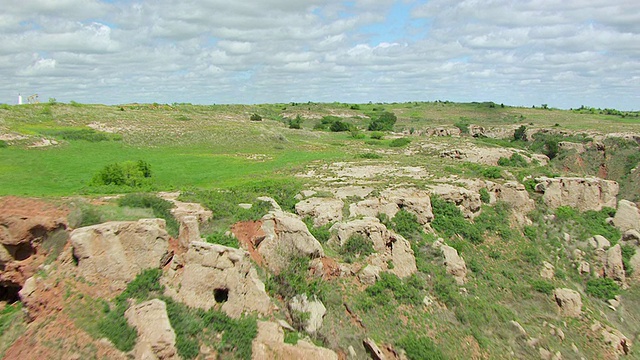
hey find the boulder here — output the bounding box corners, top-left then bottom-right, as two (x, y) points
(493, 181), (535, 214)
(363, 338), (386, 360)
(329, 218), (416, 278)
(358, 265), (381, 285)
(381, 188), (434, 225)
(162, 241), (270, 318)
(125, 299), (179, 360)
(540, 262), (555, 280)
(70, 219), (170, 290)
(588, 235), (611, 250)
(604, 244), (626, 285)
(613, 200), (640, 233)
(441, 245), (467, 285)
(553, 288), (582, 318)
(259, 210), (324, 273)
(593, 320), (633, 357)
(252, 321), (338, 360)
(295, 197), (344, 227)
(630, 252), (640, 281)
(288, 294), (326, 335)
(178, 215), (200, 249)
(622, 229), (640, 245)
(349, 198), (399, 221)
(534, 177), (618, 211)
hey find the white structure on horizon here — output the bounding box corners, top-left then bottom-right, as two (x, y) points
(18, 94), (22, 105)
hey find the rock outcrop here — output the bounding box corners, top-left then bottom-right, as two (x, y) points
(612, 200), (640, 233)
(603, 244), (626, 286)
(162, 241), (270, 318)
(295, 197), (344, 227)
(329, 218), (417, 278)
(252, 321), (338, 360)
(553, 288), (582, 318)
(158, 192), (212, 223)
(178, 215), (200, 249)
(441, 245), (467, 285)
(534, 177), (618, 211)
(259, 210), (325, 273)
(70, 219), (170, 290)
(358, 265), (381, 285)
(428, 184), (481, 218)
(288, 294), (326, 335)
(349, 198), (399, 221)
(125, 299), (180, 360)
(381, 188), (434, 225)
(540, 261), (555, 280)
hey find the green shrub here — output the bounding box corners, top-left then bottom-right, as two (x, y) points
(481, 166), (502, 179)
(370, 131), (384, 140)
(118, 193), (179, 237)
(302, 217), (332, 243)
(0, 303), (22, 336)
(523, 226), (537, 241)
(0, 140), (7, 148)
(392, 210), (422, 239)
(514, 125), (527, 141)
(99, 269), (164, 351)
(329, 120), (350, 132)
(266, 255), (326, 301)
(350, 129), (365, 139)
(553, 206), (620, 242)
(358, 152), (382, 159)
(340, 235), (374, 262)
(365, 272), (423, 306)
(431, 196), (483, 244)
(206, 231), (239, 248)
(250, 113), (262, 121)
(530, 279), (554, 294)
(497, 153), (529, 167)
(288, 115), (303, 129)
(479, 188), (490, 204)
(454, 119), (470, 134)
(586, 278), (620, 299)
(90, 160), (153, 188)
(368, 111), (397, 131)
(389, 137), (411, 147)
(621, 244), (636, 276)
(397, 334), (447, 360)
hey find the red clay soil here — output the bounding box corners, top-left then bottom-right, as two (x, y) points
(231, 220), (265, 265)
(0, 196), (69, 219)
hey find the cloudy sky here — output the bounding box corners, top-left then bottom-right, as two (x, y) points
(1, 0), (639, 109)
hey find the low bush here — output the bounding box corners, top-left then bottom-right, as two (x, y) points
(497, 153), (529, 167)
(389, 137), (411, 147)
(266, 255), (326, 301)
(586, 278), (620, 299)
(330, 120), (350, 132)
(368, 112), (396, 131)
(302, 217), (332, 243)
(392, 210), (422, 239)
(553, 206), (620, 242)
(479, 188), (490, 204)
(370, 131), (384, 140)
(621, 244), (636, 276)
(481, 166), (502, 179)
(365, 272), (423, 306)
(530, 279), (554, 294)
(118, 193), (179, 237)
(206, 231), (239, 248)
(0, 140), (7, 148)
(358, 152), (382, 159)
(288, 115), (303, 129)
(250, 113), (262, 121)
(431, 196), (483, 244)
(397, 334), (446, 360)
(340, 235), (374, 263)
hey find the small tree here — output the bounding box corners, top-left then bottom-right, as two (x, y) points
(514, 125), (527, 141)
(288, 115), (303, 129)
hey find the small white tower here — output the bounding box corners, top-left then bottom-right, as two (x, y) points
(18, 94), (22, 105)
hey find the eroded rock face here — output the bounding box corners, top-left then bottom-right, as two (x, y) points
(252, 321), (338, 360)
(125, 299), (180, 360)
(349, 198), (399, 221)
(553, 288), (582, 318)
(613, 200), (640, 233)
(534, 177), (619, 211)
(70, 219), (169, 291)
(0, 212), (67, 288)
(295, 197), (344, 227)
(259, 210), (325, 273)
(162, 241), (270, 318)
(178, 215), (200, 249)
(441, 245), (467, 285)
(329, 218), (416, 278)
